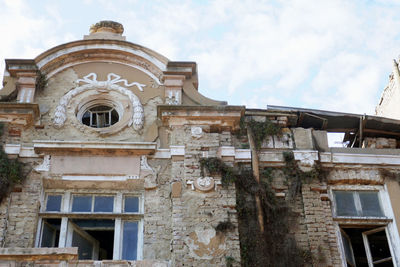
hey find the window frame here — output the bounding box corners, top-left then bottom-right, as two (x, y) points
(36, 191), (143, 261)
(332, 189), (385, 219)
(330, 185), (400, 267)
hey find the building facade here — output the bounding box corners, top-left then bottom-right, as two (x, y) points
(0, 21), (400, 266)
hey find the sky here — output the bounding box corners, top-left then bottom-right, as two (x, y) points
(1, 0), (400, 115)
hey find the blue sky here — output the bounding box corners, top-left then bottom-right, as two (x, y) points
(1, 0), (400, 115)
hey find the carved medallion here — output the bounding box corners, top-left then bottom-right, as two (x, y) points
(193, 176), (215, 192)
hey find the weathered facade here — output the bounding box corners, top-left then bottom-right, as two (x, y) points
(0, 21), (400, 266)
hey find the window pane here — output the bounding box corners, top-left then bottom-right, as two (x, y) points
(72, 230), (93, 260)
(341, 231), (355, 266)
(94, 196), (114, 212)
(122, 221), (138, 260)
(359, 192), (384, 217)
(124, 197), (139, 213)
(46, 195), (62, 212)
(366, 229), (393, 265)
(334, 191), (357, 216)
(41, 219), (61, 247)
(72, 196), (92, 212)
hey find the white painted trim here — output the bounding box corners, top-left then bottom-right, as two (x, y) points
(33, 140), (157, 151)
(383, 184), (400, 266)
(62, 175), (130, 181)
(34, 217), (43, 248)
(154, 149), (171, 159)
(36, 43), (166, 72)
(170, 145), (185, 156)
(235, 149), (251, 160)
(4, 144), (21, 154)
(115, 193), (123, 213)
(330, 185), (400, 267)
(330, 152), (400, 165)
(113, 218), (122, 260)
(138, 219), (143, 260)
(4, 144), (40, 158)
(58, 217), (68, 247)
(218, 146), (235, 157)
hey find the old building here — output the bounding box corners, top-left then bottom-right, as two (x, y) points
(0, 21), (399, 266)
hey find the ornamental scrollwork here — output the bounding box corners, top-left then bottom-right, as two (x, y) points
(53, 73), (145, 131)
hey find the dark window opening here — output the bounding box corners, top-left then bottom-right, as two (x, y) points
(40, 219), (61, 247)
(341, 227), (393, 267)
(71, 219), (115, 260)
(81, 105), (119, 128)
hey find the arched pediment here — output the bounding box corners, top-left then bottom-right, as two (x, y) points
(34, 39), (168, 85)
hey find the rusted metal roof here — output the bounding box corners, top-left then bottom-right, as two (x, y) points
(267, 105), (400, 147)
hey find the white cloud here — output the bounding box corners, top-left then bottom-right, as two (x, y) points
(1, 0), (400, 116)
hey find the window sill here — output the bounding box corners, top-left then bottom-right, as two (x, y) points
(333, 216), (392, 225)
(39, 212), (143, 220)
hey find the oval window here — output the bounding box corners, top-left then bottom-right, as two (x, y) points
(81, 105), (119, 128)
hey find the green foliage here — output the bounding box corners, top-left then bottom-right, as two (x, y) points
(237, 116), (283, 150)
(199, 157), (312, 266)
(247, 119), (282, 150)
(199, 157), (236, 187)
(225, 256), (236, 267)
(0, 123), (26, 203)
(35, 71), (48, 92)
(282, 151), (326, 200)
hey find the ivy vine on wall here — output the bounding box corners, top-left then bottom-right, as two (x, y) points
(0, 123), (26, 203)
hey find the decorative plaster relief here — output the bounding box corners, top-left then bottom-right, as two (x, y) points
(53, 73), (145, 131)
(140, 155), (157, 189)
(185, 228), (226, 260)
(35, 155), (51, 172)
(194, 177), (215, 192)
(187, 177), (219, 192)
(191, 126), (203, 139)
(165, 90), (181, 105)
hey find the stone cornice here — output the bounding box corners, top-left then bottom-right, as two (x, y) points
(33, 140), (157, 155)
(158, 105), (245, 129)
(0, 102), (40, 126)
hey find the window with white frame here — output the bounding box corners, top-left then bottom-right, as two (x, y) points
(332, 188), (397, 267)
(37, 192), (142, 261)
(333, 190), (385, 218)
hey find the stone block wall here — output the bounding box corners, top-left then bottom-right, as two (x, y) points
(169, 125), (241, 266)
(0, 161), (41, 248)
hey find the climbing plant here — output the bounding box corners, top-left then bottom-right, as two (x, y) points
(200, 157), (314, 266)
(236, 116), (282, 150)
(200, 116), (328, 266)
(35, 71), (48, 92)
(0, 123), (26, 203)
